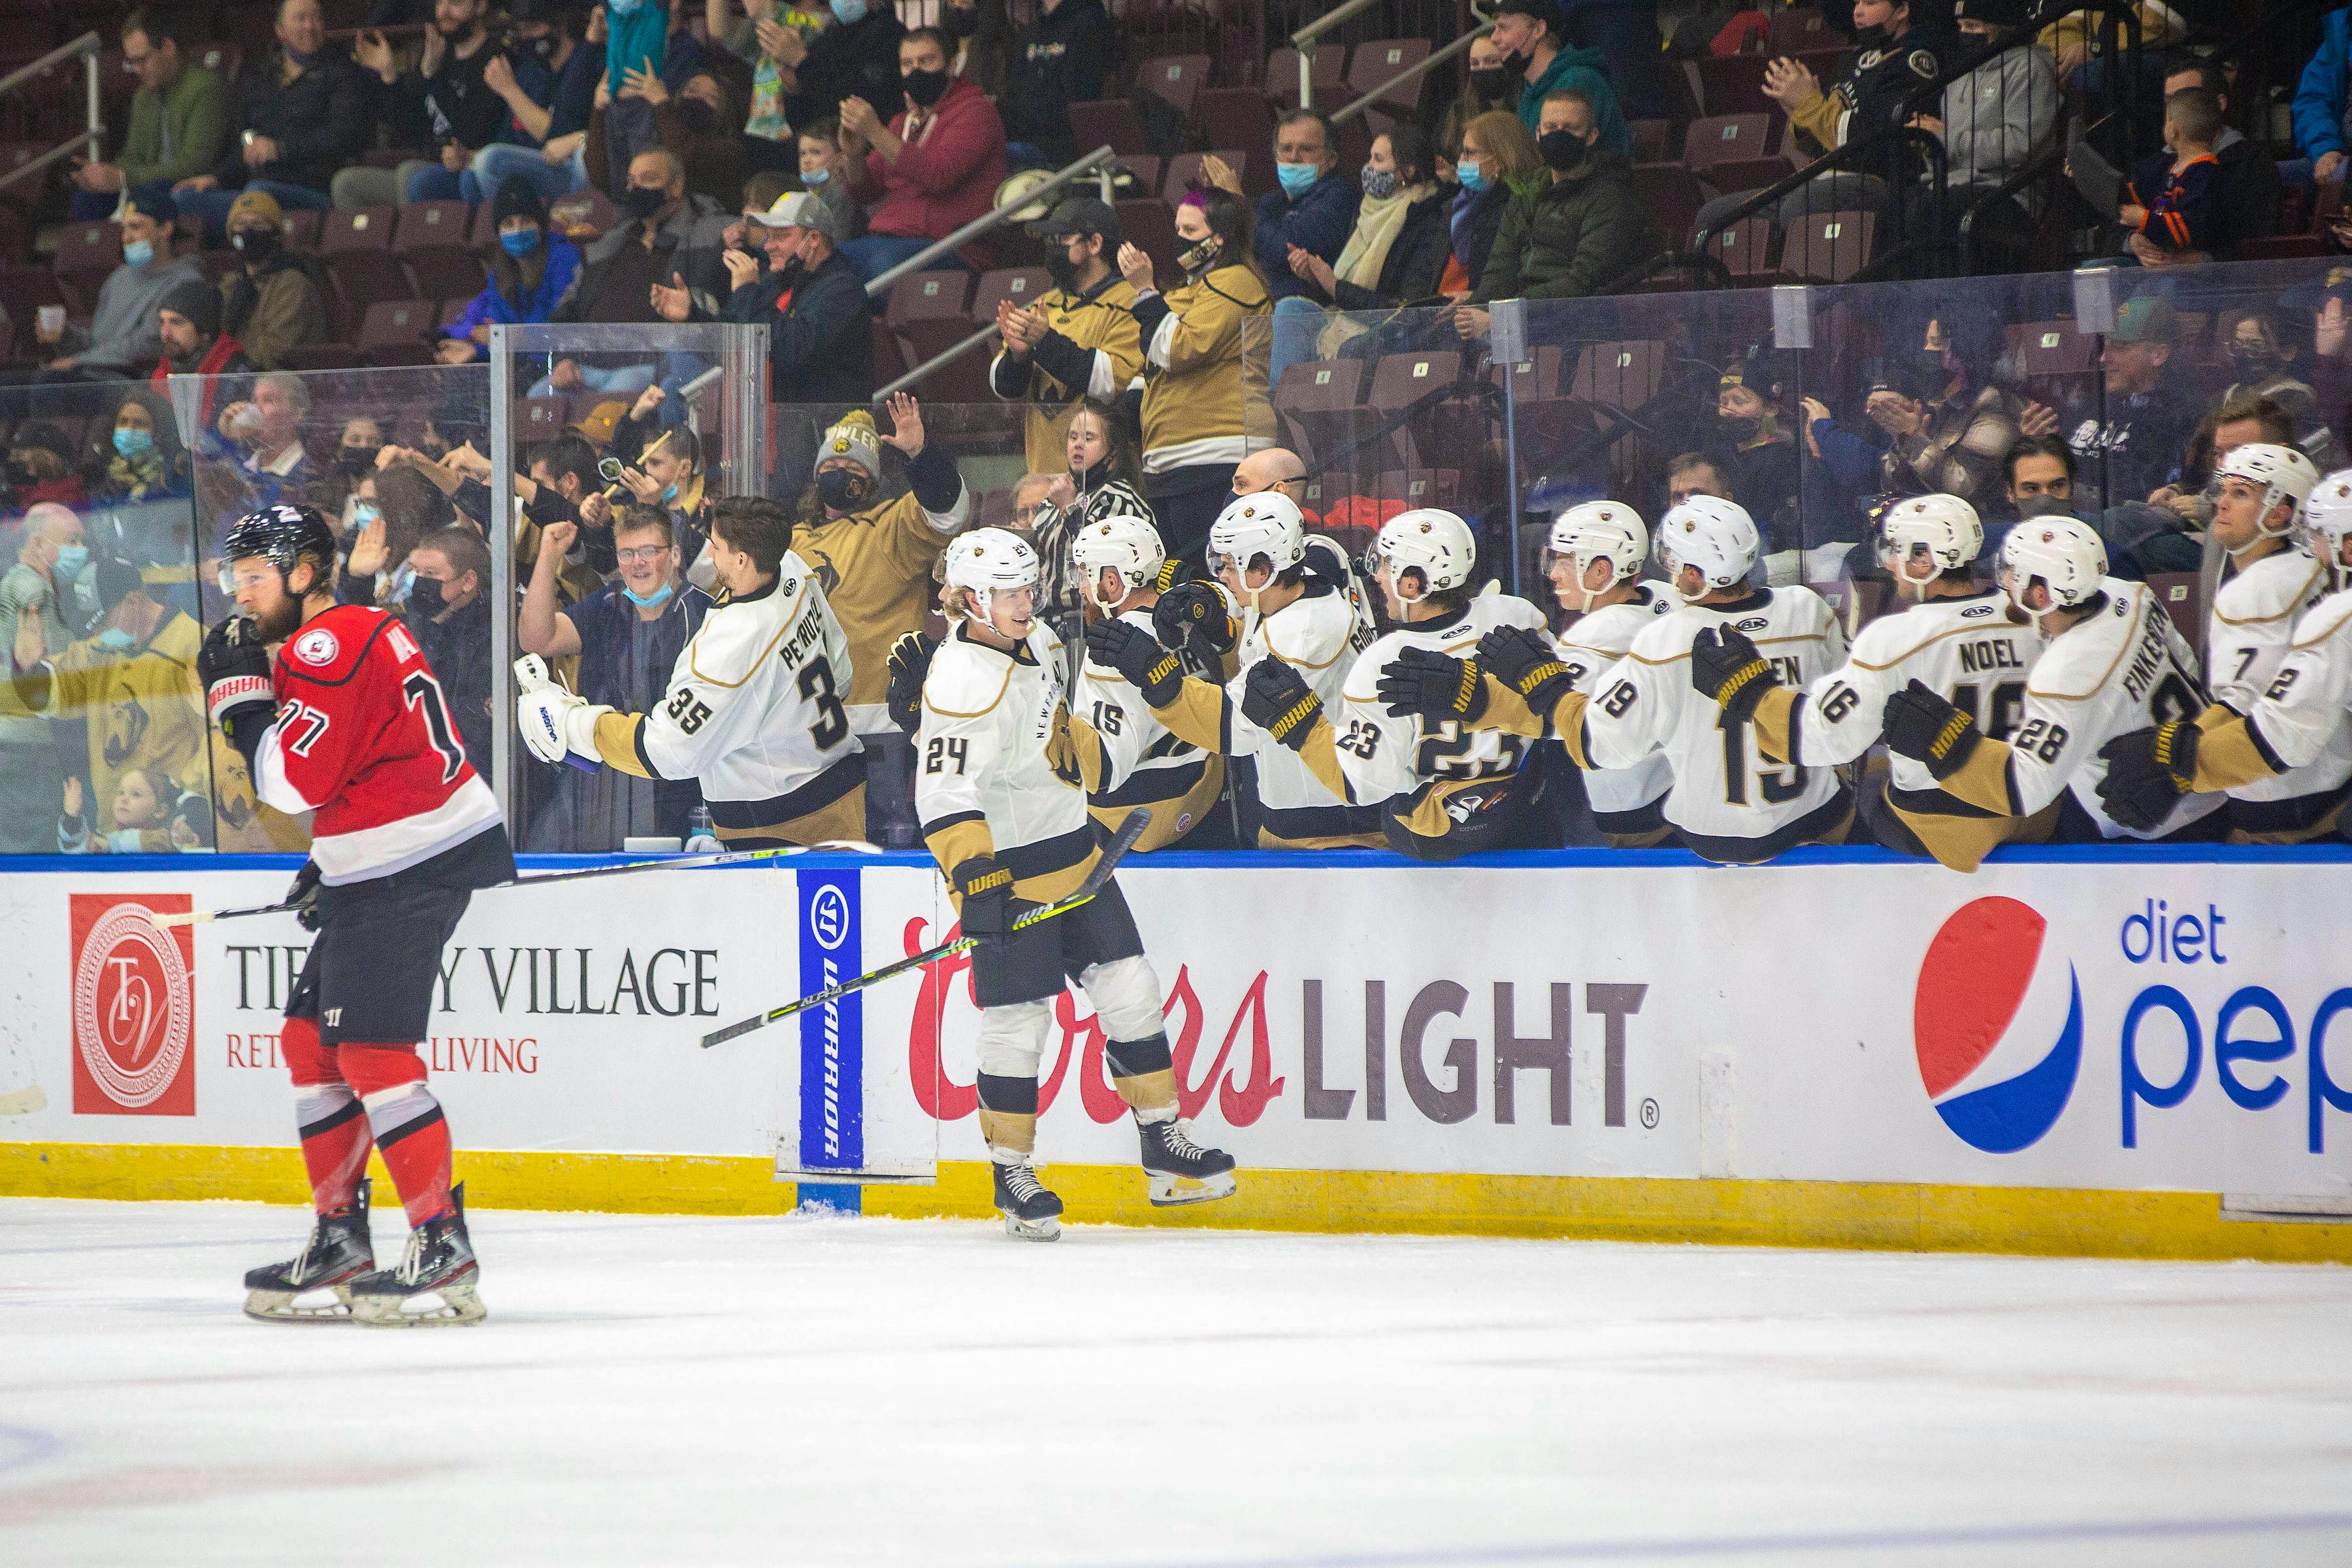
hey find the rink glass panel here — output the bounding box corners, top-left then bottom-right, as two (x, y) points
(1, 379), (219, 857)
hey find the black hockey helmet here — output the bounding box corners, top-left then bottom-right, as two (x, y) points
(220, 503), (336, 580)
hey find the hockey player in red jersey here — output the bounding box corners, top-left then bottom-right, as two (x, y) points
(199, 504), (515, 1326)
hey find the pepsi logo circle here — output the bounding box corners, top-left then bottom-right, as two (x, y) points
(1914, 896), (2082, 1154)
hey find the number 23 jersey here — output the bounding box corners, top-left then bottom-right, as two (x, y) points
(255, 604), (502, 884)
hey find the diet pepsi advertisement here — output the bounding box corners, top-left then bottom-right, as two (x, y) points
(1744, 867), (2352, 1201)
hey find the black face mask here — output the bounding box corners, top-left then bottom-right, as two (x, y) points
(817, 467), (874, 511)
(1469, 66), (1509, 99)
(1539, 129), (1589, 173)
(2016, 493), (2074, 519)
(335, 444), (380, 477)
(943, 5), (978, 38)
(408, 576), (446, 617)
(1046, 250), (1087, 293)
(419, 436), (451, 461)
(1850, 22), (1889, 49)
(1916, 351), (1954, 391)
(623, 185), (668, 222)
(1720, 414), (1761, 444)
(902, 67), (950, 108)
(679, 99), (721, 137)
(231, 228), (279, 263)
(2230, 347), (2278, 380)
(1176, 235), (1220, 276)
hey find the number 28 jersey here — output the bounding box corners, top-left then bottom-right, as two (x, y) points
(254, 604), (502, 885)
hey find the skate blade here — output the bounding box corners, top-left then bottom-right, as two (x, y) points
(352, 1277), (487, 1328)
(1147, 1170), (1238, 1207)
(242, 1284), (357, 1324)
(999, 1211), (1062, 1242)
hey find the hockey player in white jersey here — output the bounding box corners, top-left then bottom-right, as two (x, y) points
(517, 497), (868, 847)
(2100, 465), (2352, 836)
(1259, 508), (1550, 858)
(1878, 514), (2226, 847)
(1066, 514), (1226, 850)
(1399, 497), (1852, 863)
(1083, 491), (1382, 848)
(917, 529), (1235, 1239)
(1685, 494), (2049, 871)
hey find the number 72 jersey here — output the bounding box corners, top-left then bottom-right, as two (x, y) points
(255, 603), (502, 884)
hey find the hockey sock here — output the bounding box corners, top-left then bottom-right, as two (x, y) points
(284, 1016), (372, 1213)
(340, 1044), (453, 1227)
(1105, 1034), (1179, 1124)
(976, 1072), (1039, 1158)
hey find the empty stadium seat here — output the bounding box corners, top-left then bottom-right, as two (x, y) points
(1569, 341), (1665, 410)
(1111, 197), (1177, 275)
(1135, 54), (1210, 117)
(54, 219), (120, 272)
(1188, 90), (1275, 172)
(1780, 211), (1874, 282)
(1066, 99), (1150, 157)
(973, 267), (1053, 319)
(358, 299), (438, 349)
(1628, 119), (1676, 165)
(1767, 10), (1846, 52)
(405, 248), (487, 301)
(883, 270), (973, 325)
(1707, 217), (1776, 281)
(324, 251), (411, 338)
(322, 206), (396, 253)
(1682, 114), (1786, 193)
(1694, 54), (1771, 118)
(1265, 46), (1343, 110)
(1345, 39), (1431, 116)
(395, 200), (474, 252)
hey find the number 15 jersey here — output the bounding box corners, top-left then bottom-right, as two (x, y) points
(255, 604), (503, 884)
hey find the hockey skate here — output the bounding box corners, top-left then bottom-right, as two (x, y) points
(992, 1158), (1064, 1241)
(243, 1180), (375, 1323)
(350, 1183), (485, 1327)
(1139, 1118), (1237, 1207)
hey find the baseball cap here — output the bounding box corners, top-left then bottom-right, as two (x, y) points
(1027, 195), (1120, 245)
(2110, 295), (2175, 344)
(751, 191), (842, 243)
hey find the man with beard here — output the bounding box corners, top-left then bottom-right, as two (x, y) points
(990, 197), (1142, 478)
(707, 191), (872, 406)
(199, 504), (512, 1326)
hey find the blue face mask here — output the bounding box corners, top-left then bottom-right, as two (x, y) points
(97, 627), (137, 651)
(661, 482), (679, 503)
(1456, 157), (1486, 193)
(802, 167), (830, 186)
(608, 0), (644, 14)
(112, 427), (154, 458)
(352, 501), (382, 528)
(830, 0), (868, 22)
(1275, 161), (1319, 198)
(122, 238), (155, 268)
(623, 582), (675, 610)
(54, 544), (90, 578)
(500, 227), (542, 257)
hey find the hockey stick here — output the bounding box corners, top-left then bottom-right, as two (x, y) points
(699, 808), (1151, 1050)
(144, 840), (881, 930)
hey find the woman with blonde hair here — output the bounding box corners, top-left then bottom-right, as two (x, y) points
(1443, 110), (1544, 297)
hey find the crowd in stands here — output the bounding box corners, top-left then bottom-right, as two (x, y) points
(5, 0), (2352, 858)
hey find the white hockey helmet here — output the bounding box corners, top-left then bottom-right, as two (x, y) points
(1208, 490), (1307, 581)
(2304, 468), (2352, 590)
(2212, 442), (2320, 546)
(1655, 495), (1759, 603)
(1371, 508), (1477, 602)
(1878, 493), (1984, 588)
(1068, 513), (1166, 610)
(1545, 501), (1648, 612)
(1998, 514), (2106, 615)
(943, 526), (1041, 627)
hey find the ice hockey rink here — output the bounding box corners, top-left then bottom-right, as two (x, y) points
(3, 1198), (2349, 1567)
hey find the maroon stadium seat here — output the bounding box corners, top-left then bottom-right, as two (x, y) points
(1135, 54), (1210, 118)
(1264, 46), (1343, 110)
(973, 267), (1053, 319)
(1164, 150), (1247, 205)
(357, 298), (439, 350)
(395, 200), (474, 253)
(321, 205), (396, 253)
(1780, 210), (1874, 282)
(883, 270), (973, 326)
(1345, 39), (1431, 116)
(54, 219), (121, 272)
(1065, 99), (1150, 157)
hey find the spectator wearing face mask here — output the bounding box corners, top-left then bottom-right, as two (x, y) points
(794, 118), (860, 238)
(402, 523), (497, 774)
(1438, 35), (1518, 175)
(1985, 434), (2078, 559)
(1488, 0), (1632, 155)
(696, 191), (874, 407)
(466, 0), (600, 209)
(1444, 110), (1543, 297)
(341, 464), (457, 611)
(990, 196), (1143, 477)
(777, 0), (906, 131)
(941, 0), (1014, 99)
(556, 149), (733, 325)
(1451, 89), (1649, 319)
(645, 71), (755, 208)
(0, 505), (93, 851)
(440, 185), (585, 364)
(1279, 126), (1449, 379)
(998, 0), (1113, 168)
(837, 26), (1009, 279)
(2219, 310), (2345, 473)
(518, 504), (712, 849)
(216, 190), (328, 372)
(1222, 110), (1354, 306)
(95, 389), (188, 506)
(41, 188), (203, 378)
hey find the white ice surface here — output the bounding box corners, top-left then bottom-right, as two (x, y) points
(1, 1198), (2349, 1567)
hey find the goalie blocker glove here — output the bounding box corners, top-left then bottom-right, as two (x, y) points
(1478, 625), (1576, 715)
(887, 631), (936, 736)
(1239, 659), (1322, 751)
(2096, 721), (2201, 832)
(1083, 617), (1185, 708)
(1690, 625), (1778, 723)
(1377, 644), (1487, 724)
(1884, 679), (1982, 780)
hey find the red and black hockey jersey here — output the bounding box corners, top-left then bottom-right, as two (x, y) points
(252, 604), (503, 885)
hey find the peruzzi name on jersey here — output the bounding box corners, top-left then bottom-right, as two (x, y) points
(254, 604), (501, 883)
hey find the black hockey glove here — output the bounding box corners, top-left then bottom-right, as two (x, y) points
(1084, 617), (1184, 708)
(1376, 645), (1486, 725)
(2097, 722), (2199, 832)
(1690, 625), (1778, 723)
(1240, 659), (1323, 752)
(1883, 679), (1982, 781)
(951, 854), (1015, 943)
(198, 617), (277, 751)
(1152, 580), (1237, 658)
(285, 859), (323, 933)
(885, 631), (936, 736)
(1477, 626), (1575, 716)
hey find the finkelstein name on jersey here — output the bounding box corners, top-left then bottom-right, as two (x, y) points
(226, 941), (723, 1018)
